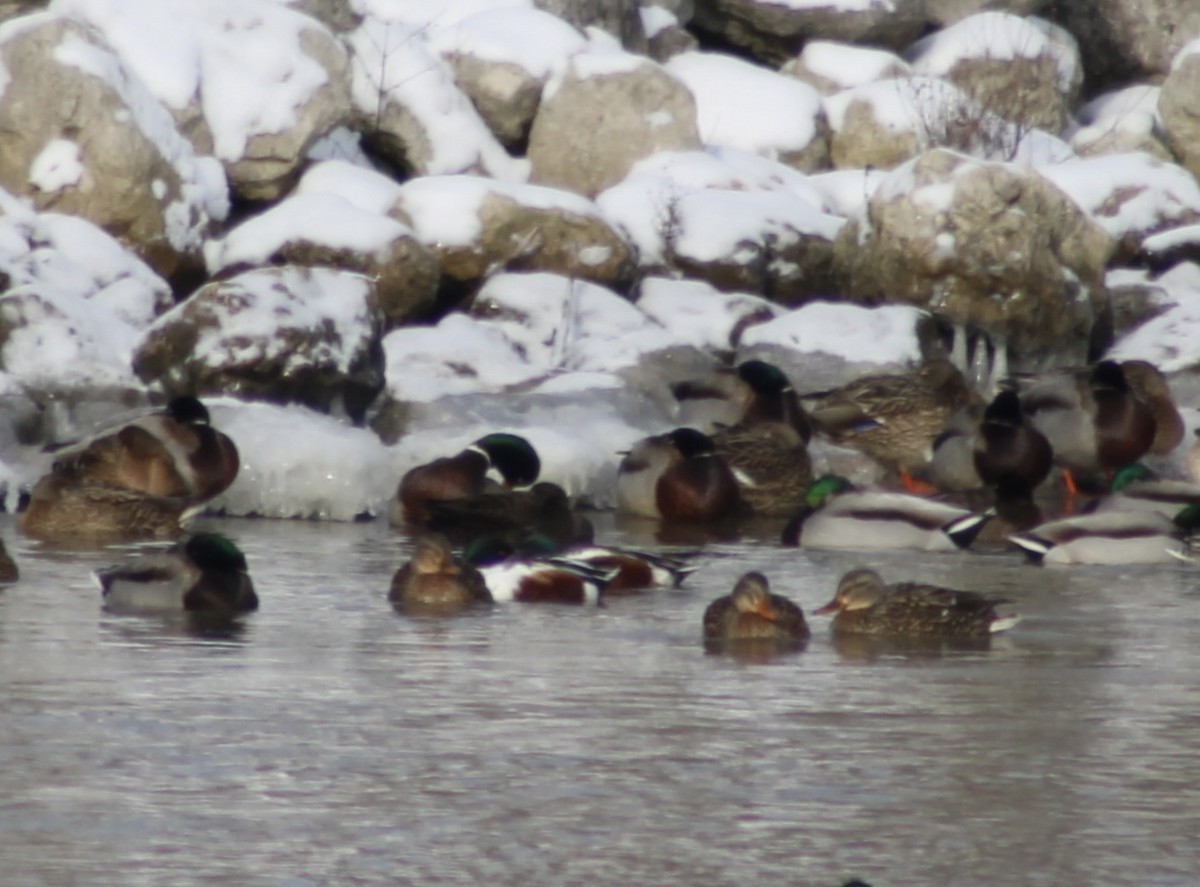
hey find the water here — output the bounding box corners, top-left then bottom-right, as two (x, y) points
(2, 512), (1199, 886)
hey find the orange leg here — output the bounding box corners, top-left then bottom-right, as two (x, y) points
(900, 470), (938, 496)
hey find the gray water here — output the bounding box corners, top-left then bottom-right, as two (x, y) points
(1, 512), (1199, 887)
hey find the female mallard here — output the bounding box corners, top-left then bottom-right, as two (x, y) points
(702, 571), (810, 645)
(391, 432), (541, 526)
(673, 359), (811, 442)
(0, 538), (17, 584)
(19, 474), (196, 542)
(1008, 505), (1200, 565)
(780, 475), (992, 552)
(389, 533), (492, 611)
(95, 533), (258, 617)
(616, 427), (741, 522)
(973, 390), (1053, 499)
(1013, 360), (1157, 493)
(816, 568), (1018, 638)
(711, 420), (812, 516)
(1121, 359), (1183, 456)
(806, 359), (978, 489)
(48, 395), (239, 503)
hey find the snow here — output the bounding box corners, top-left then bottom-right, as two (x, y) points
(29, 139), (83, 192)
(665, 51), (823, 157)
(3, 0), (1200, 523)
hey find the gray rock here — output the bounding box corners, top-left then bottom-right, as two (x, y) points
(833, 149), (1115, 370)
(132, 267), (386, 423)
(690, 0), (927, 66)
(528, 50), (702, 196)
(1159, 46), (1200, 183)
(535, 0), (648, 53)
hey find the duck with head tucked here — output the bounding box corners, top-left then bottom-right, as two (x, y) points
(464, 537), (614, 605)
(703, 571), (810, 646)
(20, 474), (197, 543)
(617, 427), (741, 523)
(1007, 504), (1200, 565)
(816, 568), (1018, 639)
(780, 475), (992, 552)
(806, 358), (978, 491)
(48, 395), (240, 503)
(391, 432), (541, 527)
(672, 359), (812, 442)
(95, 532), (257, 618)
(389, 533), (492, 612)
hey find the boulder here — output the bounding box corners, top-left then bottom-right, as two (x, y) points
(60, 1), (352, 204)
(431, 9), (586, 151)
(781, 41), (910, 95)
(1048, 0), (1200, 93)
(527, 46), (702, 196)
(833, 149), (1115, 370)
(690, 0), (927, 67)
(907, 13), (1082, 135)
(1072, 86), (1172, 160)
(0, 15), (225, 281)
(1159, 42), (1200, 183)
(132, 267), (386, 422)
(534, 0), (648, 54)
(924, 0), (1048, 26)
(393, 175), (635, 294)
(204, 192), (438, 329)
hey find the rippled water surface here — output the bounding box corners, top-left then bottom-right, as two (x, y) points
(2, 512), (1199, 887)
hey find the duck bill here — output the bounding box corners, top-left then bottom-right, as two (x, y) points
(813, 599), (840, 616)
(753, 601), (778, 622)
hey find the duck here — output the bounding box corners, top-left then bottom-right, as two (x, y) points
(94, 532), (258, 617)
(422, 481), (594, 550)
(616, 427), (741, 522)
(47, 395), (239, 503)
(391, 432), (541, 526)
(1188, 428), (1200, 484)
(1120, 359), (1184, 456)
(464, 537), (614, 605)
(1089, 463), (1200, 518)
(925, 403), (986, 494)
(711, 420), (813, 516)
(1007, 504), (1200, 565)
(388, 533), (492, 611)
(0, 538), (17, 583)
(1012, 360), (1157, 494)
(555, 543), (698, 593)
(972, 389), (1053, 499)
(815, 568), (1018, 639)
(780, 475), (992, 552)
(19, 474), (197, 542)
(805, 358), (977, 489)
(702, 571), (810, 645)
(672, 359), (812, 442)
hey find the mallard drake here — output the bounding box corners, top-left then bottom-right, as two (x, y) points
(806, 358), (977, 487)
(816, 568), (1018, 638)
(780, 475), (992, 552)
(95, 533), (257, 617)
(1120, 359), (1184, 456)
(422, 481), (593, 550)
(926, 403), (985, 493)
(616, 427), (741, 522)
(972, 389), (1053, 499)
(465, 538), (613, 605)
(391, 432), (541, 526)
(672, 359), (811, 442)
(389, 533), (492, 611)
(1013, 360), (1157, 493)
(0, 538), (17, 583)
(1090, 463), (1200, 518)
(48, 395), (239, 503)
(702, 571), (810, 645)
(1008, 504), (1200, 565)
(711, 420), (812, 516)
(19, 474), (196, 542)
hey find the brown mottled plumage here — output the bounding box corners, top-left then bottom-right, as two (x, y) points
(712, 421), (812, 516)
(703, 571), (809, 645)
(816, 568), (1017, 639)
(1120, 359), (1183, 456)
(389, 534), (492, 612)
(807, 359), (977, 477)
(0, 538), (17, 583)
(19, 475), (193, 543)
